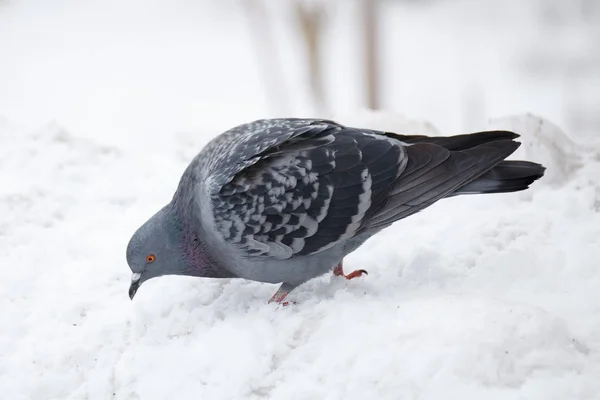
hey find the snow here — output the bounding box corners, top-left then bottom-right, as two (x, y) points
(2, 114), (600, 399)
(489, 114), (584, 185)
(2, 0), (600, 399)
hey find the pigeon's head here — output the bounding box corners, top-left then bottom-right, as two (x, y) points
(126, 205), (186, 299)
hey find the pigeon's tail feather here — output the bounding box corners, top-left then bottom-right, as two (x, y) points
(366, 138), (523, 229)
(451, 160), (545, 195)
(387, 130), (520, 151)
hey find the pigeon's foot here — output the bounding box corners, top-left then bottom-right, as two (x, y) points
(268, 283), (297, 306)
(333, 263), (368, 280)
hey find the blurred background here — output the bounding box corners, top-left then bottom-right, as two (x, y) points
(0, 0), (598, 146)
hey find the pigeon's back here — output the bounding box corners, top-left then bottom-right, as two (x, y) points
(193, 119), (338, 190)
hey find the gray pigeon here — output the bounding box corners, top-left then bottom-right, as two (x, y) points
(126, 118), (545, 303)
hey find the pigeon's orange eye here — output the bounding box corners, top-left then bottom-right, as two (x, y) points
(145, 254), (156, 263)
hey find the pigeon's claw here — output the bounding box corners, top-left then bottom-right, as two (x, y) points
(333, 263), (368, 280)
(344, 269), (368, 280)
(268, 282), (296, 305)
(268, 293), (289, 304)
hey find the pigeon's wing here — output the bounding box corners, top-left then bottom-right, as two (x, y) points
(210, 122), (407, 259)
(209, 119), (521, 260)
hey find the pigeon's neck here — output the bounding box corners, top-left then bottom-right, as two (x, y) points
(170, 203), (237, 279)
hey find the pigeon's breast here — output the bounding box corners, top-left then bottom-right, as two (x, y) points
(226, 244), (346, 286)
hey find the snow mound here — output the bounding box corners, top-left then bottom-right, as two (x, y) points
(2, 118), (600, 400)
(488, 113), (583, 185)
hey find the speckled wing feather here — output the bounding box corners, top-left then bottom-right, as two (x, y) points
(198, 119), (341, 191)
(208, 119), (407, 259)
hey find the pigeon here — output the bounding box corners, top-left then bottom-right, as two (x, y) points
(126, 118), (545, 303)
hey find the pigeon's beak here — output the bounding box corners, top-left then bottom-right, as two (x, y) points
(129, 272), (142, 300)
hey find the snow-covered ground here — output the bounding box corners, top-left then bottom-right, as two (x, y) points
(1, 0), (600, 399)
(3, 111), (600, 400)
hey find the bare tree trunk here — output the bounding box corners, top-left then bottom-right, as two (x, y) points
(295, 1), (327, 115)
(243, 0), (290, 115)
(362, 0), (380, 110)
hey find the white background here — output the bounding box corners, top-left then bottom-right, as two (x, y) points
(1, 0), (599, 399)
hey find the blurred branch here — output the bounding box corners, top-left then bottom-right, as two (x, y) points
(295, 1), (327, 115)
(243, 0), (290, 115)
(362, 0), (380, 110)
